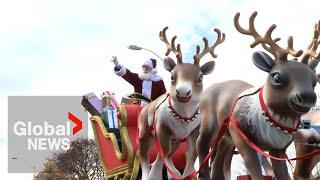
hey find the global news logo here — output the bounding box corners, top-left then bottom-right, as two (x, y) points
(12, 112), (82, 151)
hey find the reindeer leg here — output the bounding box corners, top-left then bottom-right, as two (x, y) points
(167, 139), (181, 180)
(139, 135), (154, 180)
(156, 122), (181, 179)
(261, 156), (274, 178)
(269, 150), (290, 180)
(197, 112), (216, 180)
(148, 140), (179, 180)
(148, 154), (164, 180)
(210, 141), (226, 180)
(182, 128), (199, 178)
(229, 124), (264, 180)
(223, 143), (235, 180)
(210, 137), (233, 180)
(138, 107), (154, 180)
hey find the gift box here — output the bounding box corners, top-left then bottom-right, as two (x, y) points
(100, 93), (121, 147)
(121, 97), (141, 105)
(101, 95), (118, 128)
(82, 92), (122, 146)
(237, 175), (272, 180)
(81, 92), (103, 116)
(102, 91), (118, 109)
(103, 107), (118, 128)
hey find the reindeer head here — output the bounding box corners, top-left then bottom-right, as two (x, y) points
(159, 27), (225, 103)
(234, 12), (320, 117)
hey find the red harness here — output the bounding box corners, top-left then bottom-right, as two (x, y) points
(138, 88), (320, 180)
(258, 87), (300, 134)
(229, 87), (320, 162)
(137, 93), (199, 143)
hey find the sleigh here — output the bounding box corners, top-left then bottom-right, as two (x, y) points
(82, 92), (187, 179)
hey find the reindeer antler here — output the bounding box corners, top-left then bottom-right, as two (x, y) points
(234, 11), (303, 62)
(193, 28), (225, 65)
(159, 27), (183, 63)
(301, 21), (320, 66)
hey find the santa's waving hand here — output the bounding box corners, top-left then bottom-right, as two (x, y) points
(111, 56), (167, 102)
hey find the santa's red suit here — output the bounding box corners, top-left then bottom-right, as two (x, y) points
(114, 59), (166, 102)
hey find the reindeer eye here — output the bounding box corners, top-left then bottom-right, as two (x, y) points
(171, 74), (176, 82)
(271, 72), (281, 85)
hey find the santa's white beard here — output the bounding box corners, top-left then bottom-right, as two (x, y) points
(138, 69), (162, 81)
(138, 71), (154, 80)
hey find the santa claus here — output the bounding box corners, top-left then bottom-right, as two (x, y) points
(111, 56), (166, 104)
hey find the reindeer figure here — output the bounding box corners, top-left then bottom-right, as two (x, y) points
(138, 26), (225, 180)
(293, 20), (320, 180)
(196, 12), (320, 180)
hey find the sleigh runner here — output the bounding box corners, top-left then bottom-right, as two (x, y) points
(82, 92), (187, 179)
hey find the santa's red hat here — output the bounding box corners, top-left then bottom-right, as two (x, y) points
(142, 58), (157, 73)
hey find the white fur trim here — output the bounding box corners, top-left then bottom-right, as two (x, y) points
(114, 65), (126, 77)
(138, 71), (163, 81)
(142, 80), (152, 99)
(151, 68), (157, 74)
(143, 59), (154, 69)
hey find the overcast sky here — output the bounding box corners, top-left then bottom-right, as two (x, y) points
(1, 0), (320, 179)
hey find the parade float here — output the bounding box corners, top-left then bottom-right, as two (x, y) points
(80, 12), (320, 180)
(81, 92), (187, 180)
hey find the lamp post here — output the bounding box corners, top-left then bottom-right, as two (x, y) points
(11, 157), (36, 179)
(128, 45), (164, 61)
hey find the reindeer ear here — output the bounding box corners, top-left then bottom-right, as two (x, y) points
(200, 61), (215, 75)
(252, 51), (275, 72)
(309, 59), (320, 71)
(163, 57), (176, 72)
